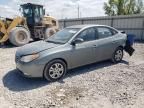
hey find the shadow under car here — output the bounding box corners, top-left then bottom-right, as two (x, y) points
(3, 60), (128, 92)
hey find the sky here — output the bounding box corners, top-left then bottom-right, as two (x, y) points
(0, 0), (108, 19)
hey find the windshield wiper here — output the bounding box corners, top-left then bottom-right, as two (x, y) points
(46, 40), (55, 43)
(46, 40), (64, 44)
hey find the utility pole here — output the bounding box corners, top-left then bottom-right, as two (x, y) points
(78, 4), (80, 18)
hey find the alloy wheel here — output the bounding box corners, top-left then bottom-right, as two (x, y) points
(48, 63), (64, 79)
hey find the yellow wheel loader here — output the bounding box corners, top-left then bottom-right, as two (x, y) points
(0, 3), (59, 46)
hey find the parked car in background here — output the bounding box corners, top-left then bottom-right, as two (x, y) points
(15, 25), (127, 81)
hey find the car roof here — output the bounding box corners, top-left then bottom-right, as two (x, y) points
(21, 3), (43, 7)
(66, 24), (108, 29)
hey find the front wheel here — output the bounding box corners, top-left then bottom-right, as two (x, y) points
(9, 27), (30, 46)
(44, 59), (67, 81)
(111, 47), (123, 63)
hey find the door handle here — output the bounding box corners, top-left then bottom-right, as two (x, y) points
(112, 41), (118, 44)
(93, 45), (97, 48)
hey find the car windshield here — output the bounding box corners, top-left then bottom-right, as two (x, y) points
(46, 28), (80, 44)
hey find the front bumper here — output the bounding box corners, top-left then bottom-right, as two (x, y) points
(16, 61), (44, 78)
(16, 68), (30, 77)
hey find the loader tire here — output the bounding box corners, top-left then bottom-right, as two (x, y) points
(45, 28), (56, 39)
(9, 27), (30, 46)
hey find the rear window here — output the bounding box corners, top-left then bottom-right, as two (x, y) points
(97, 27), (113, 39)
(97, 27), (118, 39)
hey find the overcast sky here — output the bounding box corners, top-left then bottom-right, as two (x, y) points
(0, 0), (108, 19)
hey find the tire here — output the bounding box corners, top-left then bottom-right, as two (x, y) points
(9, 27), (30, 46)
(44, 59), (67, 81)
(111, 47), (123, 63)
(45, 28), (56, 39)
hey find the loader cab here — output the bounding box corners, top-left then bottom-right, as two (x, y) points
(21, 3), (45, 26)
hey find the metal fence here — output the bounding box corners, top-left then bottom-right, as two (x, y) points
(59, 14), (144, 40)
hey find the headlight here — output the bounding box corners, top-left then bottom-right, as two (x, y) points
(20, 54), (39, 63)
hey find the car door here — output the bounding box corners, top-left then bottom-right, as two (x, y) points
(94, 26), (119, 61)
(69, 27), (98, 68)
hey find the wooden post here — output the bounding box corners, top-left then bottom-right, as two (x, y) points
(141, 18), (144, 41)
(81, 19), (84, 24)
(111, 17), (114, 27)
(64, 20), (66, 28)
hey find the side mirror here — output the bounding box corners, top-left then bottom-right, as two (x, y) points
(120, 31), (126, 34)
(19, 8), (22, 12)
(43, 9), (45, 15)
(71, 38), (84, 46)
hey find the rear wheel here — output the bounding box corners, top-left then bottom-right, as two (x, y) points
(44, 59), (67, 81)
(45, 28), (56, 39)
(9, 27), (30, 46)
(111, 47), (123, 63)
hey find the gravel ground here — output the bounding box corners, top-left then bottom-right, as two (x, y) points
(0, 43), (144, 108)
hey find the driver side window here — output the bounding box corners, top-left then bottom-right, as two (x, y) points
(77, 28), (96, 42)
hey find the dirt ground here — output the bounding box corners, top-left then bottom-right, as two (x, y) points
(0, 43), (144, 108)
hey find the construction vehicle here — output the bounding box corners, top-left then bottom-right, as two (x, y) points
(0, 3), (59, 46)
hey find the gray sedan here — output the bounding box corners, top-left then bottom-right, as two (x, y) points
(15, 25), (127, 81)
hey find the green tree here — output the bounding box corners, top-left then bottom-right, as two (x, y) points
(104, 0), (144, 16)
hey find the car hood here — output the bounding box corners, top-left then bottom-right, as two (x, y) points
(16, 41), (59, 56)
